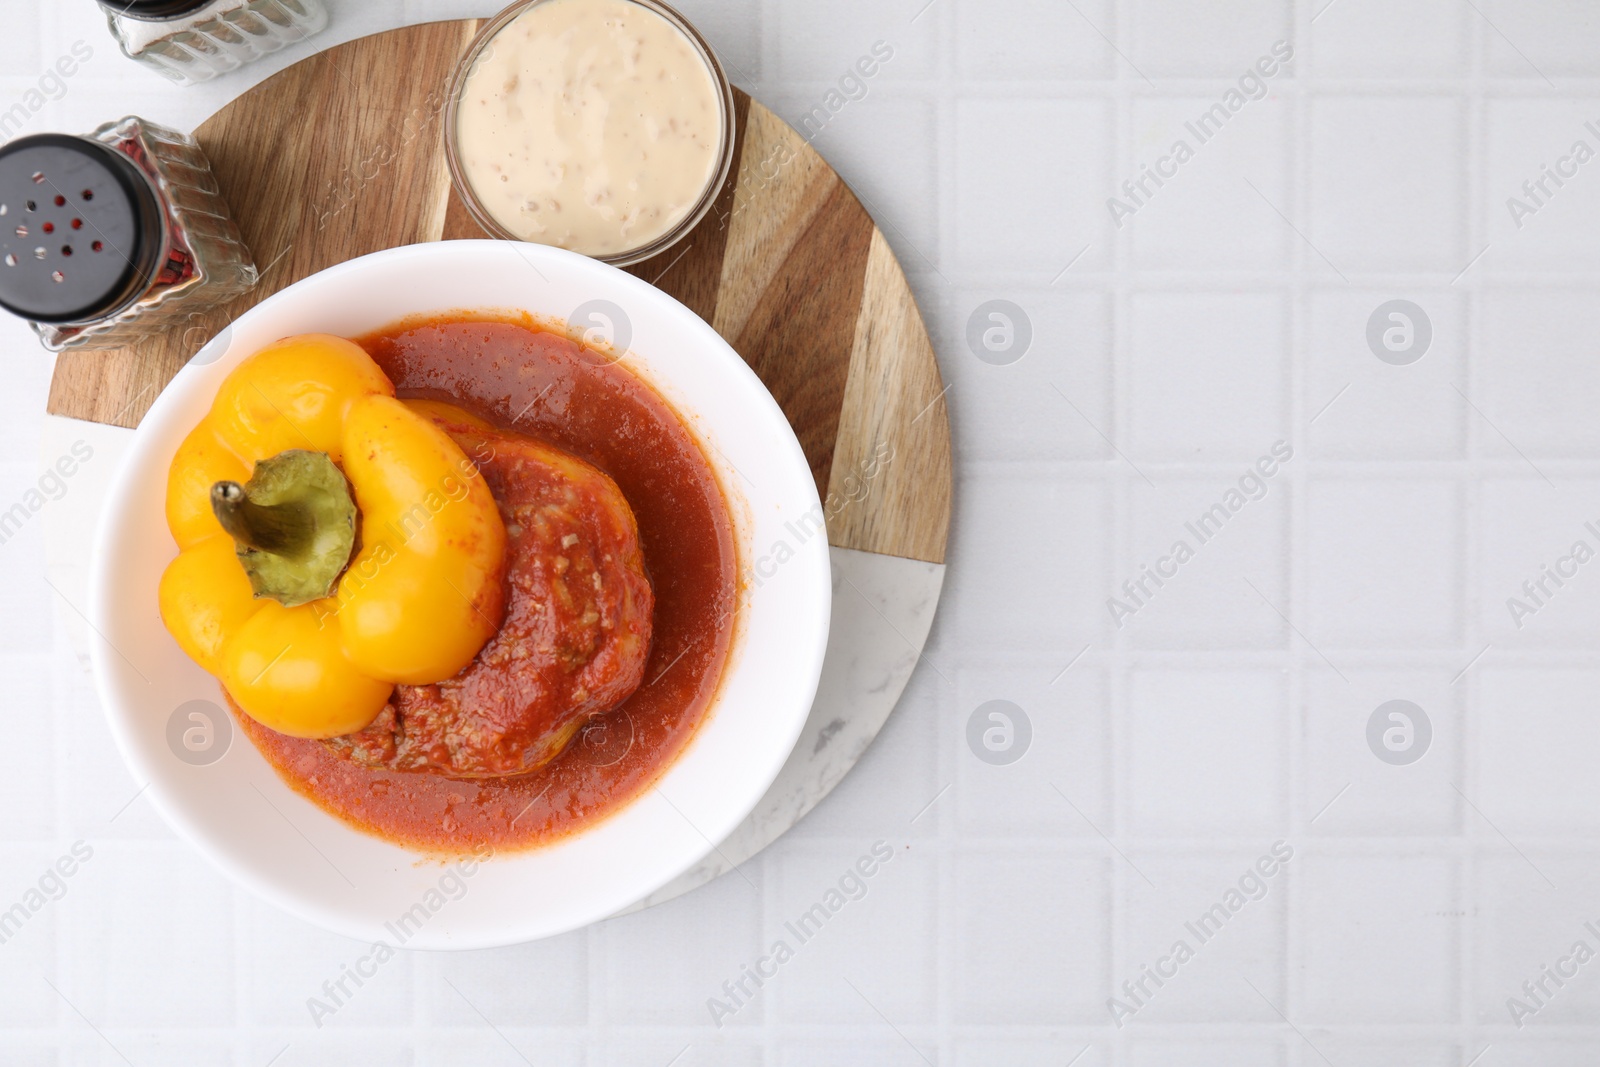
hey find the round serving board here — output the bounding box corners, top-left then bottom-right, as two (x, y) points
(43, 19), (951, 913)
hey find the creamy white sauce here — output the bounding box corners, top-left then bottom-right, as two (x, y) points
(455, 0), (724, 257)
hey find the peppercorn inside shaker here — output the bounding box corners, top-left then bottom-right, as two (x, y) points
(0, 117), (258, 352)
(98, 0), (329, 87)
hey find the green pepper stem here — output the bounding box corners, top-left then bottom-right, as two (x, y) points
(211, 481), (318, 559)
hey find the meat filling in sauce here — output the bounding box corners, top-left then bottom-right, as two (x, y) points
(327, 407), (656, 779)
(236, 315), (738, 852)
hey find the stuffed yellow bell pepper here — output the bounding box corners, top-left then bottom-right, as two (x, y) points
(158, 334), (508, 739)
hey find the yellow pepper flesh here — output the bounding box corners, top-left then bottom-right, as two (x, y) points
(221, 602), (395, 739)
(158, 534), (257, 677)
(158, 334), (509, 739)
(331, 393), (507, 685)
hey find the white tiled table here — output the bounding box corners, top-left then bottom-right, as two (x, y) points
(7, 0), (1600, 1063)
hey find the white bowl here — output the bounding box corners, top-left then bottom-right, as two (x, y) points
(88, 240), (831, 948)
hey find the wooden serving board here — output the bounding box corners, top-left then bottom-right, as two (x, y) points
(45, 19), (950, 566)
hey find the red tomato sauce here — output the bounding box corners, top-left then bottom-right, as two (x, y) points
(236, 314), (738, 852)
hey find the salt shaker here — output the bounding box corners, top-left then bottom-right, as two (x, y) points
(99, 0), (330, 87)
(0, 117), (258, 352)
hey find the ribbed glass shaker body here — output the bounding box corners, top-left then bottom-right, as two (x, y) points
(103, 0), (329, 86)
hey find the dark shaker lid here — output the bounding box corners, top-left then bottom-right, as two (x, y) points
(0, 134), (163, 326)
(96, 0), (215, 19)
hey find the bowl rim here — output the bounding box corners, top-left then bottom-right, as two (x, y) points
(86, 239), (832, 947)
(443, 0), (739, 267)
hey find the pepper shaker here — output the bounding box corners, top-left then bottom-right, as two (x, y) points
(0, 117), (258, 352)
(99, 0), (329, 87)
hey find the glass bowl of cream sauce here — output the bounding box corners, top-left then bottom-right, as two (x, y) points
(446, 0), (737, 267)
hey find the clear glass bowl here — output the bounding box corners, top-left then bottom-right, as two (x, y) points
(444, 0), (738, 268)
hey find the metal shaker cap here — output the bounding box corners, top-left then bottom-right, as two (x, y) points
(96, 0), (216, 19)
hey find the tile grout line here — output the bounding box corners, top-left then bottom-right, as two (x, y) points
(1109, 3), (1135, 1060)
(1284, 0), (1312, 1034)
(1459, 1), (1490, 1047)
(50, 614), (72, 1039)
(933, 7), (955, 1061)
(587, 912), (604, 1054)
(926, 0), (955, 1059)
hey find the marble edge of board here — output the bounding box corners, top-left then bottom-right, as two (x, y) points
(43, 17), (951, 566)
